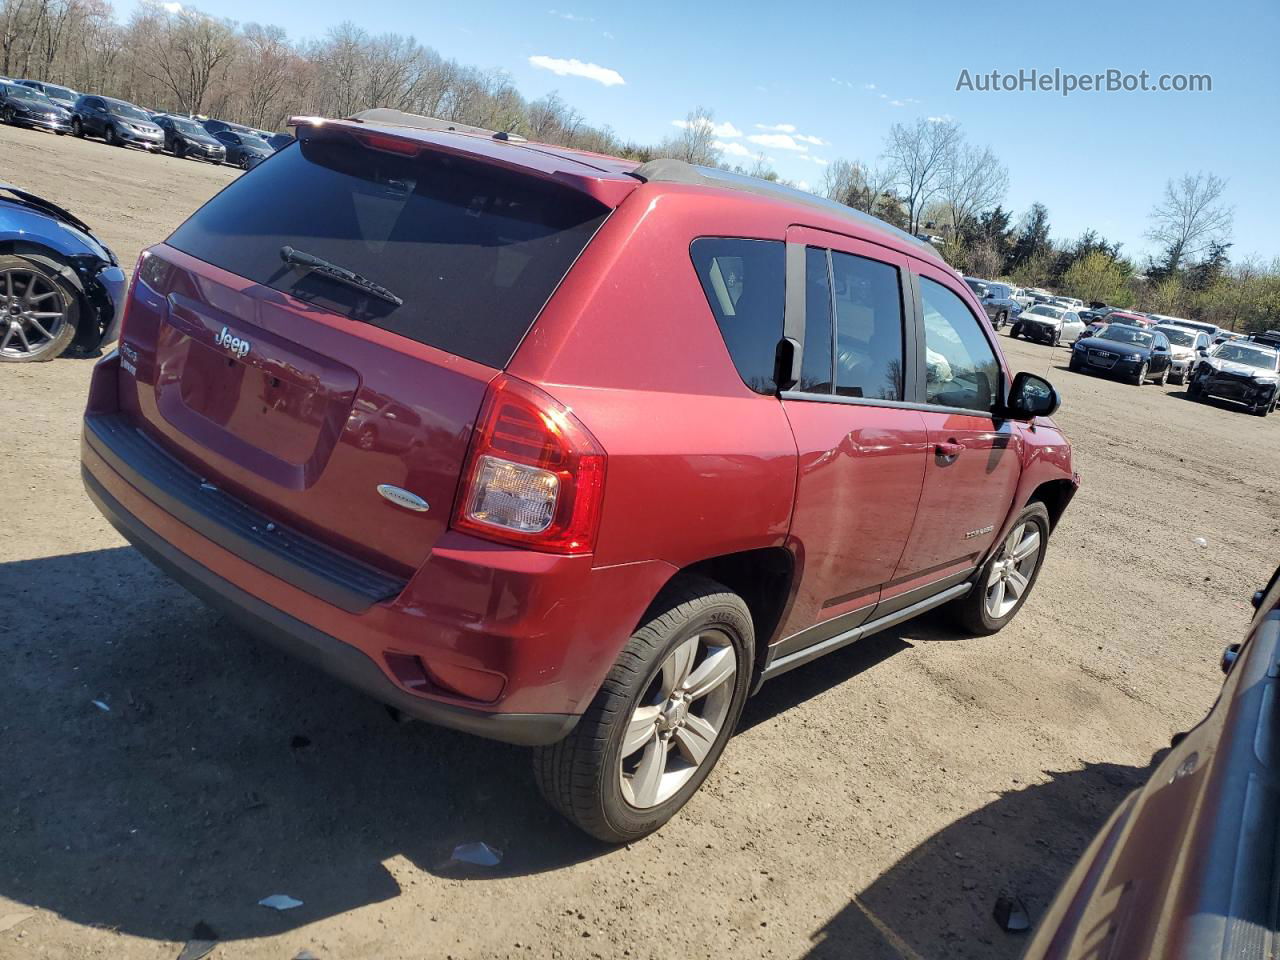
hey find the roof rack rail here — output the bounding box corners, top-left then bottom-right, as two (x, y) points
(629, 158), (940, 259)
(344, 108), (527, 143)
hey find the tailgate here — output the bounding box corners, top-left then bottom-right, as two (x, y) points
(117, 245), (494, 577)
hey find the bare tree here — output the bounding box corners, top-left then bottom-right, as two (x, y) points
(1147, 172), (1233, 271)
(238, 23), (293, 127)
(882, 118), (962, 235)
(658, 106), (721, 166)
(137, 5), (237, 113)
(940, 143), (1008, 233)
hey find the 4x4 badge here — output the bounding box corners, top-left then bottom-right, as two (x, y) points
(376, 484), (429, 512)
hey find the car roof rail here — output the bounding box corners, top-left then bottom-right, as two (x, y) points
(628, 158), (941, 260)
(342, 108), (527, 143)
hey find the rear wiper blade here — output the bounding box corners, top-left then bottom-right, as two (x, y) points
(279, 245), (403, 307)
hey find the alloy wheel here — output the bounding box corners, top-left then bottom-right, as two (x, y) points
(0, 268), (69, 359)
(619, 630), (738, 809)
(984, 522), (1041, 620)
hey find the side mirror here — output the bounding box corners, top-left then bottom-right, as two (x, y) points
(1004, 371), (1060, 420)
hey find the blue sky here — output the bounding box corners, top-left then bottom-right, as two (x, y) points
(144, 0), (1278, 262)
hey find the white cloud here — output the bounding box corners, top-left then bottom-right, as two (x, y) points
(160, 1), (182, 11)
(927, 114), (953, 123)
(878, 93), (888, 100)
(888, 99), (905, 107)
(746, 132), (808, 152)
(794, 179), (811, 192)
(796, 155), (829, 166)
(602, 30), (614, 39)
(902, 97), (921, 104)
(755, 122), (796, 133)
(549, 8), (593, 21)
(863, 83), (876, 90)
(794, 133), (825, 145)
(715, 140), (751, 157)
(829, 77), (855, 89)
(672, 118), (742, 138)
(528, 55), (625, 86)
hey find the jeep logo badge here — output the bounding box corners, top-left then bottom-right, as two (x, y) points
(376, 484), (430, 513)
(214, 326), (251, 359)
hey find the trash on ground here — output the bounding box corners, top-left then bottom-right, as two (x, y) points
(993, 895), (1031, 932)
(0, 913), (33, 933)
(293, 951), (320, 959)
(451, 841), (502, 867)
(1193, 537), (1208, 547)
(258, 894), (304, 911)
(91, 700), (110, 712)
(175, 923), (218, 960)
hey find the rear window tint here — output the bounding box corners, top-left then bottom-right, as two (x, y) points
(689, 237), (785, 394)
(166, 135), (610, 369)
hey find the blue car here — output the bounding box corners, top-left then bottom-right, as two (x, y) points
(0, 183), (126, 361)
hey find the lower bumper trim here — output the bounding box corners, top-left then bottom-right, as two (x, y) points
(83, 465), (579, 747)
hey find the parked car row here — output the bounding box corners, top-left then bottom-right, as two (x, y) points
(0, 75), (292, 169)
(1061, 320), (1280, 414)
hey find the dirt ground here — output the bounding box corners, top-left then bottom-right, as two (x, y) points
(2, 121), (1277, 960)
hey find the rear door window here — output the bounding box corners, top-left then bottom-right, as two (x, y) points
(167, 134), (611, 369)
(690, 237), (785, 394)
(831, 250), (905, 401)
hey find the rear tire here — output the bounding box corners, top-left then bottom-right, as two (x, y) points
(533, 576), (754, 843)
(1008, 324), (1022, 339)
(1187, 378), (1203, 400)
(950, 502), (1051, 636)
(105, 124), (119, 146)
(71, 117), (83, 137)
(996, 310), (1008, 330)
(1157, 365), (1169, 386)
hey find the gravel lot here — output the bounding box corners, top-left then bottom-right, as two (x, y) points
(2, 121), (1277, 960)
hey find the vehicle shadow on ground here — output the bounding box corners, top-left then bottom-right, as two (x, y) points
(802, 753), (1165, 960)
(0, 546), (608, 943)
(0, 546), (930, 944)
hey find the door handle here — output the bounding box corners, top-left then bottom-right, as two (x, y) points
(935, 440), (965, 458)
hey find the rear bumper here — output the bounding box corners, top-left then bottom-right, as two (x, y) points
(84, 466), (577, 745)
(80, 353), (677, 744)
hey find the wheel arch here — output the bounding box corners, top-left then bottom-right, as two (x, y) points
(1027, 477), (1077, 532)
(646, 546), (797, 691)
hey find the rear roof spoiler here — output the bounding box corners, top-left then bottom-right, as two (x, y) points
(285, 114), (637, 207)
(294, 108), (528, 143)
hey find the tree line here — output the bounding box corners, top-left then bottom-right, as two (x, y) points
(2, 0), (1275, 331)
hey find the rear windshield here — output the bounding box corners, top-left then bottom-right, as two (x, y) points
(166, 134), (610, 368)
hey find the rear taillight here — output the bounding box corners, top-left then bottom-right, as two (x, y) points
(452, 374), (606, 555)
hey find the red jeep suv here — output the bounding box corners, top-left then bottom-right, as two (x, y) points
(81, 110), (1078, 842)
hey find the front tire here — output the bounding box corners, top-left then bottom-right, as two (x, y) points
(950, 502), (1051, 636)
(1133, 362), (1148, 385)
(533, 576), (754, 843)
(0, 255), (81, 362)
(104, 124), (120, 146)
(71, 117), (83, 137)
